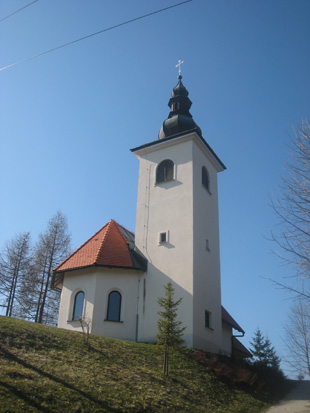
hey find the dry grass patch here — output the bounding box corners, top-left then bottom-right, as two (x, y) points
(0, 316), (284, 412)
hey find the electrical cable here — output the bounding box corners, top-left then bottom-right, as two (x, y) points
(0, 0), (193, 72)
(0, 0), (41, 23)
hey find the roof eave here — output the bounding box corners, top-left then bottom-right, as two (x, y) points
(131, 131), (226, 171)
(223, 320), (245, 335)
(221, 306), (245, 334)
(53, 262), (147, 275)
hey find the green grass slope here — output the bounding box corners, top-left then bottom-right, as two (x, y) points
(0, 317), (277, 412)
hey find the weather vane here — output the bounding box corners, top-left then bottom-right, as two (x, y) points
(176, 59), (184, 77)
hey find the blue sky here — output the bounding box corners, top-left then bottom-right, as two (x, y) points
(1, 0), (310, 377)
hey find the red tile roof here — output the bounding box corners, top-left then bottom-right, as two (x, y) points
(54, 219), (147, 273)
(221, 306), (245, 334)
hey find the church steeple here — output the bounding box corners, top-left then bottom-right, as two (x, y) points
(158, 73), (202, 140)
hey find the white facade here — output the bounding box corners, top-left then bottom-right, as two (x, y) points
(133, 132), (224, 351)
(57, 267), (142, 341)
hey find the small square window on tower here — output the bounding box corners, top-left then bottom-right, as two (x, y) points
(159, 231), (169, 244)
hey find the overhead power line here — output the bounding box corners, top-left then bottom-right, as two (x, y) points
(0, 0), (193, 72)
(0, 0), (41, 23)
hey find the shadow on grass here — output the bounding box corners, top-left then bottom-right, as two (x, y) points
(0, 344), (118, 412)
(0, 380), (53, 413)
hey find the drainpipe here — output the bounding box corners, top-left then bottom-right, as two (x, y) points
(135, 276), (141, 342)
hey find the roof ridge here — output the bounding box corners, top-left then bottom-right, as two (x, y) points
(114, 221), (131, 245)
(95, 219), (114, 263)
(54, 222), (109, 271)
(117, 222), (135, 237)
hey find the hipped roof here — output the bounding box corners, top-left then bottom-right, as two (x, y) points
(54, 219), (147, 273)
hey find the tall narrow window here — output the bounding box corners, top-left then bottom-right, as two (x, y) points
(205, 239), (210, 251)
(202, 166), (210, 192)
(156, 159), (174, 183)
(205, 310), (213, 329)
(72, 291), (84, 321)
(107, 291), (122, 322)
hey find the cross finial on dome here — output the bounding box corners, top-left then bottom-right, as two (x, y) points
(175, 59), (184, 78)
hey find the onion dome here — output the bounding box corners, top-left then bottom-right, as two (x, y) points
(159, 75), (202, 140)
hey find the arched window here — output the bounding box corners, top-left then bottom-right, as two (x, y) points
(107, 291), (122, 322)
(202, 166), (210, 192)
(156, 159), (174, 183)
(72, 291), (84, 321)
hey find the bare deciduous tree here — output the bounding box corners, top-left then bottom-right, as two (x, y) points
(269, 121), (310, 377)
(0, 232), (31, 317)
(270, 120), (310, 298)
(0, 212), (71, 325)
(79, 316), (92, 349)
(283, 299), (310, 379)
(33, 211), (71, 324)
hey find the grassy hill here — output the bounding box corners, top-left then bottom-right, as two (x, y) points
(0, 317), (287, 412)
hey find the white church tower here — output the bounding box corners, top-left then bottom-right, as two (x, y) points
(131, 70), (226, 352)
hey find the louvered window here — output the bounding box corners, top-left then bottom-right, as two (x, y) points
(156, 159), (174, 183)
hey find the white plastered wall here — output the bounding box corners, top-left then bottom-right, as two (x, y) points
(57, 268), (97, 333)
(134, 136), (195, 346)
(133, 133), (225, 349)
(57, 267), (142, 341)
(91, 268), (141, 341)
(192, 139), (223, 352)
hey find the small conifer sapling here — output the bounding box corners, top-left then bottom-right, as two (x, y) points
(157, 282), (186, 376)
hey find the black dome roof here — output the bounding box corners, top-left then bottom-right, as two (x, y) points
(158, 75), (202, 140)
(172, 77), (189, 98)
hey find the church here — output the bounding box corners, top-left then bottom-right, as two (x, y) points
(53, 69), (250, 358)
